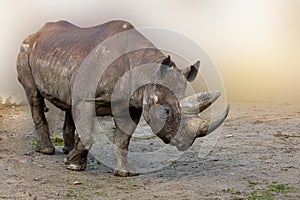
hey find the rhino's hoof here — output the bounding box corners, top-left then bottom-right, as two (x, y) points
(35, 146), (55, 155)
(65, 163), (86, 171)
(113, 169), (139, 177)
(64, 157), (87, 171)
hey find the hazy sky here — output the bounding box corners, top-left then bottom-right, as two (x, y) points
(1, 0), (299, 105)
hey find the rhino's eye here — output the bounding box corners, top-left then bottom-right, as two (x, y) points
(166, 108), (170, 115)
(165, 107), (170, 116)
(159, 106), (170, 119)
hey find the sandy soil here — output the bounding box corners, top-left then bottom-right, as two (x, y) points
(0, 103), (299, 200)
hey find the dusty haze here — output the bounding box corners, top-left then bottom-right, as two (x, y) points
(0, 0), (299, 105)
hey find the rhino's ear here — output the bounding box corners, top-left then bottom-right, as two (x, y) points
(183, 60), (200, 82)
(155, 55), (172, 79)
(161, 55), (173, 66)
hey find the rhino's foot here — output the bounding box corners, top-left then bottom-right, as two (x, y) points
(65, 161), (86, 171)
(35, 143), (55, 155)
(113, 166), (139, 177)
(64, 149), (88, 171)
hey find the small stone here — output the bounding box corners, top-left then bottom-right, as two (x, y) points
(116, 185), (124, 189)
(24, 151), (34, 156)
(73, 181), (82, 185)
(144, 186), (150, 190)
(38, 164), (45, 168)
(226, 134), (233, 138)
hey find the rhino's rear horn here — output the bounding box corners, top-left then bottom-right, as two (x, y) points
(180, 91), (221, 115)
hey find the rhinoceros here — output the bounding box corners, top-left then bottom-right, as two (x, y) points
(17, 20), (229, 176)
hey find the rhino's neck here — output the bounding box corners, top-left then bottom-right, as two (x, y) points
(114, 49), (165, 109)
(129, 86), (146, 108)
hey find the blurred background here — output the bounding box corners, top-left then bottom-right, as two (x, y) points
(0, 0), (299, 105)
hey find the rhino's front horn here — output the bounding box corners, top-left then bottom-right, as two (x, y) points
(180, 91), (221, 115)
(186, 105), (229, 137)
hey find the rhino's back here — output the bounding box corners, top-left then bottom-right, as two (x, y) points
(25, 20), (135, 110)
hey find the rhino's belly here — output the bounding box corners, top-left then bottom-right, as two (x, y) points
(31, 59), (77, 111)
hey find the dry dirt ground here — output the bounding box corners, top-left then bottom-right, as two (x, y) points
(0, 103), (299, 200)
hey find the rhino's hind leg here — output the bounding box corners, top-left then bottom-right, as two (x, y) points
(113, 108), (142, 177)
(64, 134), (88, 171)
(64, 101), (94, 171)
(62, 111), (75, 154)
(32, 96), (55, 155)
(27, 93), (55, 155)
(17, 44), (54, 155)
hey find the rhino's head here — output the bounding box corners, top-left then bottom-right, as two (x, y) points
(143, 56), (229, 151)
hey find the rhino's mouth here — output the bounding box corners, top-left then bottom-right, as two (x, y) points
(169, 132), (196, 151)
(170, 91), (229, 151)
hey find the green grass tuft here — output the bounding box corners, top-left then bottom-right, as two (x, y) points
(51, 135), (64, 146)
(32, 135), (64, 146)
(246, 182), (294, 200)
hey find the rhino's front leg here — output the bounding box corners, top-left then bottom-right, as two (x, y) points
(113, 131), (139, 176)
(113, 108), (142, 177)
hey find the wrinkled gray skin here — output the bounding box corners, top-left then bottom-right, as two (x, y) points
(17, 20), (229, 176)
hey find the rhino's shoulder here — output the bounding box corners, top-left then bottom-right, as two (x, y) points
(84, 20), (135, 35)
